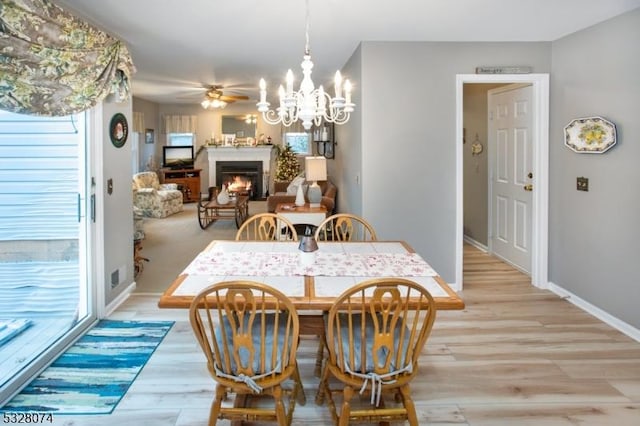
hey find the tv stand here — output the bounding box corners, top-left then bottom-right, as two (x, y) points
(168, 163), (193, 170)
(161, 168), (201, 203)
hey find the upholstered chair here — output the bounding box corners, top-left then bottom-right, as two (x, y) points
(133, 206), (145, 241)
(132, 171), (183, 218)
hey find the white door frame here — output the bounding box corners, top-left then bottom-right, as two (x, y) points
(455, 74), (549, 291)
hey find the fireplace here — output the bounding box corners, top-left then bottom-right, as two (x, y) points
(206, 146), (275, 198)
(216, 161), (263, 200)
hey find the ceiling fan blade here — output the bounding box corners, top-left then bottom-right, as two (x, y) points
(219, 95), (250, 102)
(175, 93), (204, 100)
(169, 82), (254, 104)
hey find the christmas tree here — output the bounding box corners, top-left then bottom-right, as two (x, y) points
(274, 144), (301, 181)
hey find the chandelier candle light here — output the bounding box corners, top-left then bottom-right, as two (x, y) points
(256, 0), (355, 130)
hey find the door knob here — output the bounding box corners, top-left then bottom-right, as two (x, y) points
(524, 184), (533, 191)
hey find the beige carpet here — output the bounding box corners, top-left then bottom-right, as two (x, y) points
(134, 201), (267, 293)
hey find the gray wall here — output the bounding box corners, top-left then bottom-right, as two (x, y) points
(549, 9), (640, 329)
(350, 42), (550, 282)
(332, 9), (639, 329)
(132, 97), (159, 171)
(101, 98), (134, 305)
(332, 45), (363, 215)
(156, 102), (282, 148)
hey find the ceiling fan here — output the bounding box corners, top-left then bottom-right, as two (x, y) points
(198, 84), (250, 109)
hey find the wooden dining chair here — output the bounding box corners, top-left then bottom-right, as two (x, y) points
(312, 213), (378, 376)
(189, 280), (306, 426)
(235, 212), (299, 241)
(314, 213), (377, 242)
(316, 278), (436, 426)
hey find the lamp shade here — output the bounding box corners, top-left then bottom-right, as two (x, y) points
(305, 156), (326, 208)
(305, 156), (327, 182)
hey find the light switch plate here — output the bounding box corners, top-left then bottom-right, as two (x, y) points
(577, 177), (588, 191)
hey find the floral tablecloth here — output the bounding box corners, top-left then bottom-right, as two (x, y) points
(183, 251), (437, 277)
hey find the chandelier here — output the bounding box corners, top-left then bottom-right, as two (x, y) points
(256, 0), (354, 130)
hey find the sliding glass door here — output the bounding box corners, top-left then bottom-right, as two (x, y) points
(0, 110), (95, 404)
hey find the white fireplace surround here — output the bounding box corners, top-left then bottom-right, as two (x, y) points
(206, 146), (275, 192)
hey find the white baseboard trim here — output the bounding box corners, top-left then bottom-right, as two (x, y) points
(103, 282), (136, 318)
(548, 281), (640, 343)
(463, 235), (488, 252)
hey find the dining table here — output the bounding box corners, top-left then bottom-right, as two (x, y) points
(159, 239), (465, 376)
(158, 240), (465, 330)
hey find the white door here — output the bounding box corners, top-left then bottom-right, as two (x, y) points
(488, 84), (533, 273)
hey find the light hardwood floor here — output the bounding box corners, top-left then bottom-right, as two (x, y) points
(48, 244), (640, 425)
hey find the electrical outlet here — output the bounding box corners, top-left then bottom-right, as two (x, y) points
(577, 177), (588, 191)
(111, 269), (119, 287)
(110, 266), (127, 288)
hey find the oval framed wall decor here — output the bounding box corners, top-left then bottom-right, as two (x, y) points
(564, 116), (616, 154)
(109, 113), (129, 148)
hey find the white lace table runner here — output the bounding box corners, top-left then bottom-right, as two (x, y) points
(183, 251), (437, 277)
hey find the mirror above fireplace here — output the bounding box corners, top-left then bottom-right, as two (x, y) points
(221, 115), (256, 141)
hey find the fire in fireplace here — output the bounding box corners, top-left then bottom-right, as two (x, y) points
(216, 161), (263, 200)
(225, 175), (253, 194)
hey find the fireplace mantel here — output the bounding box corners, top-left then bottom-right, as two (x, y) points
(206, 145), (275, 189)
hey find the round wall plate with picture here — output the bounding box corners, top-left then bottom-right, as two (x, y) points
(109, 113), (129, 148)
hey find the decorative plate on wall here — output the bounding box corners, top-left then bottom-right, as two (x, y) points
(564, 116), (616, 153)
(109, 113), (128, 148)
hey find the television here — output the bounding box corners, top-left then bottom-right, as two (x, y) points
(162, 146), (194, 169)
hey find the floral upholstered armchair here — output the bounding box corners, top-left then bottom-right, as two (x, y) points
(133, 206), (145, 240)
(132, 172), (183, 218)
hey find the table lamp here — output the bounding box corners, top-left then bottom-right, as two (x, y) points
(305, 156), (327, 208)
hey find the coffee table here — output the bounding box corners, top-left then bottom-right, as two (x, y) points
(198, 193), (249, 229)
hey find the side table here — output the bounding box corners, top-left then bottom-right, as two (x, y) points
(275, 203), (327, 237)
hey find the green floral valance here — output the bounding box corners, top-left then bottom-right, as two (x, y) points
(0, 0), (136, 116)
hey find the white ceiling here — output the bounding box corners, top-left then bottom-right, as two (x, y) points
(56, 0), (640, 105)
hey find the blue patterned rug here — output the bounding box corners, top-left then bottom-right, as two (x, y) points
(1, 320), (174, 414)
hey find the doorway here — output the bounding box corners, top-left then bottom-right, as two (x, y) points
(455, 74), (549, 292)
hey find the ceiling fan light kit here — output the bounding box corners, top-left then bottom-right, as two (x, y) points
(201, 86), (249, 110)
(256, 0), (355, 130)
(201, 98), (227, 109)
